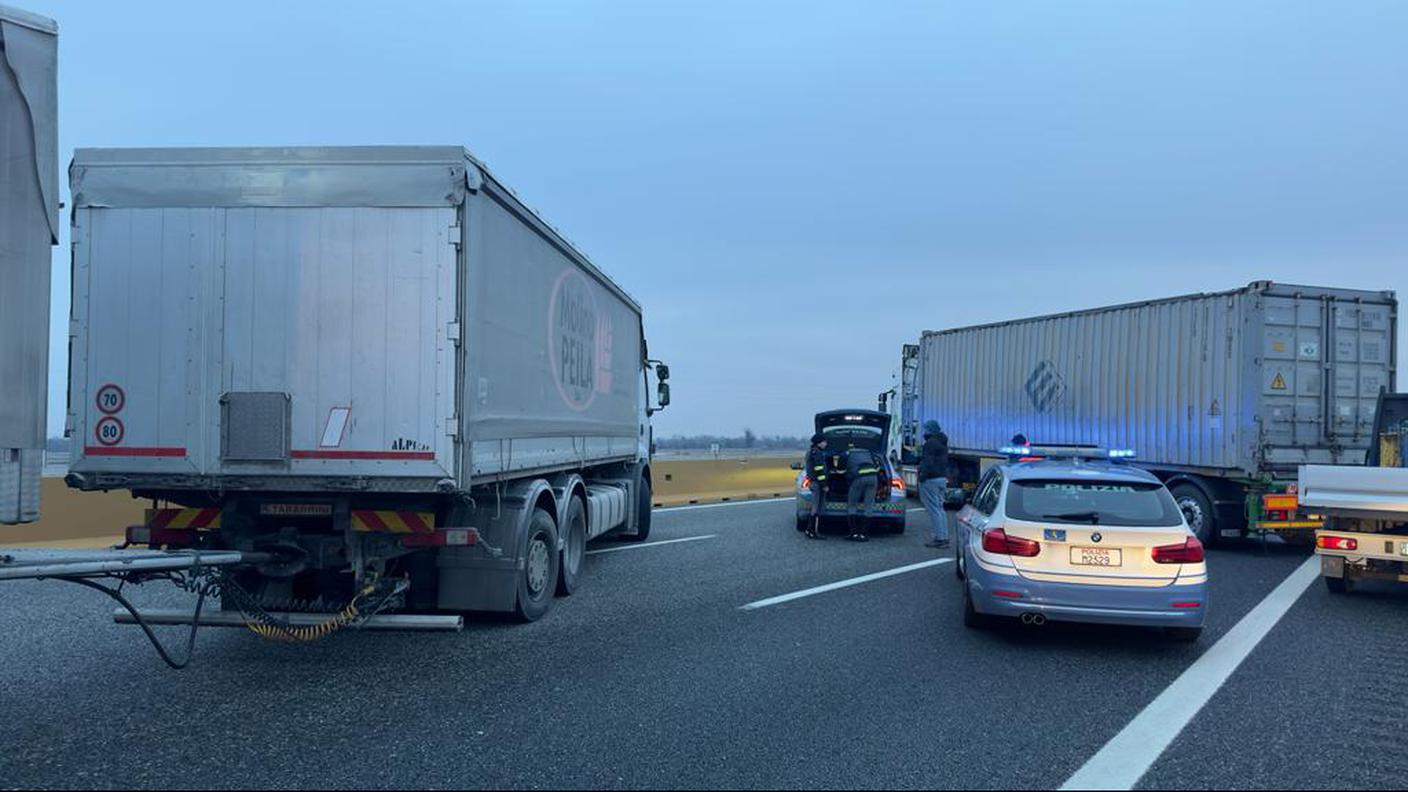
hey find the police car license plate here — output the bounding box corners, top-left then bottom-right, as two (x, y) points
(1071, 547), (1122, 567)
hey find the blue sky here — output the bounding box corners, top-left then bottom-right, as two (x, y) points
(25, 0), (1408, 437)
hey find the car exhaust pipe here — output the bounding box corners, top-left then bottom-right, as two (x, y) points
(1021, 613), (1047, 627)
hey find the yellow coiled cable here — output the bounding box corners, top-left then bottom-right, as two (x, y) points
(242, 583), (376, 643)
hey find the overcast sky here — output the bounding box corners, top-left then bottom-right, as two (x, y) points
(26, 0), (1408, 438)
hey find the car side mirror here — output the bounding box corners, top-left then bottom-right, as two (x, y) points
(790, 462), (804, 471)
(657, 382), (670, 408)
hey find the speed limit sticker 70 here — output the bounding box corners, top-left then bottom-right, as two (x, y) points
(94, 416), (125, 446)
(96, 383), (125, 414)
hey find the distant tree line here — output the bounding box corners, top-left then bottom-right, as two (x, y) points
(655, 430), (808, 452)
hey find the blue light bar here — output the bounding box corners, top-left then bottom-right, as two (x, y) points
(1107, 448), (1137, 459)
(1000, 445), (1033, 456)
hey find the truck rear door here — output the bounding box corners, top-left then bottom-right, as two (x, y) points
(72, 206), (460, 480)
(1259, 291), (1394, 467)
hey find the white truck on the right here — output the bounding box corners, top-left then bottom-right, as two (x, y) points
(1300, 392), (1408, 593)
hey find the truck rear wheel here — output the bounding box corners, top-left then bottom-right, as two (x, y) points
(556, 496), (586, 597)
(1171, 484), (1216, 546)
(514, 508), (560, 622)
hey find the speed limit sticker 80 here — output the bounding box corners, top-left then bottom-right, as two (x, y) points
(94, 416), (125, 446)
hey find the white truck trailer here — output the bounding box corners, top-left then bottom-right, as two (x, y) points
(55, 146), (670, 627)
(889, 282), (1398, 544)
(0, 4), (58, 524)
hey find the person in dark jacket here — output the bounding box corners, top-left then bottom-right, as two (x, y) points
(919, 421), (952, 548)
(803, 434), (829, 539)
(844, 446), (882, 542)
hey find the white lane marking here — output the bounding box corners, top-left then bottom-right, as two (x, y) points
(586, 535), (717, 556)
(656, 499), (792, 514)
(1059, 556), (1320, 791)
(741, 558), (953, 610)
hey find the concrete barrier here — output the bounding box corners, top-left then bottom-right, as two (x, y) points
(0, 478), (141, 546)
(652, 455), (797, 506)
(1, 455), (802, 548)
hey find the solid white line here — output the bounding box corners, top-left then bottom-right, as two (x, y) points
(1059, 556), (1320, 791)
(740, 558), (953, 610)
(586, 535), (717, 556)
(656, 498), (791, 514)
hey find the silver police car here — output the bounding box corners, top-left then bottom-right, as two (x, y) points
(955, 447), (1208, 641)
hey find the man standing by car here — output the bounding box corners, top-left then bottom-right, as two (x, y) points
(920, 421), (951, 548)
(845, 445), (881, 542)
(804, 434), (830, 540)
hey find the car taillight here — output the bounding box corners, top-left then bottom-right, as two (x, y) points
(1316, 535), (1358, 551)
(981, 528), (1040, 557)
(890, 477), (905, 493)
(1152, 537), (1205, 564)
(801, 476), (811, 489)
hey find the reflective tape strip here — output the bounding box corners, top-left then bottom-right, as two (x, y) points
(352, 510), (435, 534)
(146, 508), (221, 530)
(1255, 520), (1323, 529)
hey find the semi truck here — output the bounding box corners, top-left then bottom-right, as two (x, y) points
(47, 145), (669, 630)
(0, 4), (57, 524)
(886, 282), (1397, 544)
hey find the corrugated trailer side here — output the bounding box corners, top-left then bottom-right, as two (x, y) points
(462, 172), (646, 483)
(914, 281), (1396, 542)
(917, 289), (1249, 473)
(0, 6), (57, 524)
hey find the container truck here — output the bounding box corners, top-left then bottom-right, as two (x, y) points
(49, 146), (670, 632)
(0, 4), (57, 524)
(889, 282), (1397, 544)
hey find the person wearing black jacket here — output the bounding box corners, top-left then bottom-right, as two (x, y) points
(803, 434), (830, 539)
(919, 421), (951, 548)
(844, 445), (882, 542)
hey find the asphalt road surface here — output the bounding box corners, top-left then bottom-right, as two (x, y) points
(1, 499), (1403, 790)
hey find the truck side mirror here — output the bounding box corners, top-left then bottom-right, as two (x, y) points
(656, 363), (670, 381)
(657, 382), (670, 408)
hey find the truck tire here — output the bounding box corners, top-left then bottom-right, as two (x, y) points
(556, 496), (586, 597)
(624, 474), (653, 543)
(514, 508), (560, 622)
(1171, 484), (1216, 546)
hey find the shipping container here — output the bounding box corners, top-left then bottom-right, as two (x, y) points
(64, 146), (671, 621)
(895, 282), (1397, 543)
(0, 5), (57, 524)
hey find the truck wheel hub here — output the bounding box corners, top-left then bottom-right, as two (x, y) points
(526, 537), (550, 595)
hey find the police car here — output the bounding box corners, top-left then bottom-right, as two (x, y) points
(955, 446), (1208, 641)
(793, 410), (908, 534)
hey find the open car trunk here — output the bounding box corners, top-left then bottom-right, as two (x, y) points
(815, 410), (893, 501)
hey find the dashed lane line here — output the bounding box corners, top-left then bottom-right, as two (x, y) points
(586, 535), (718, 556)
(740, 558), (953, 610)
